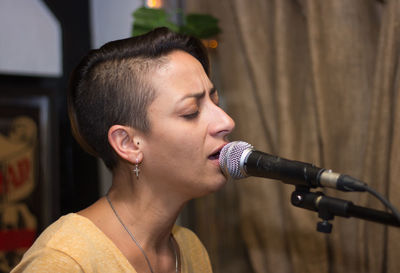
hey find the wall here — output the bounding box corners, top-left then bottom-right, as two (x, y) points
(0, 0), (62, 76)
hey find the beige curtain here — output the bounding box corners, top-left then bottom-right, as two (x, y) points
(183, 0), (400, 273)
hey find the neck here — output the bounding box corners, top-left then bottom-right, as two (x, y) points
(107, 167), (187, 250)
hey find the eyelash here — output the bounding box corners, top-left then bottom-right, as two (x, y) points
(183, 111), (199, 120)
(182, 93), (218, 120)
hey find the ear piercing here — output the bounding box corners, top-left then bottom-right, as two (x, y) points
(133, 141), (140, 179)
(133, 158), (140, 179)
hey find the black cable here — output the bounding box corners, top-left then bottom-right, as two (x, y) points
(363, 185), (400, 224)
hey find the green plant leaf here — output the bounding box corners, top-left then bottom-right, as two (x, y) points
(132, 7), (179, 36)
(180, 14), (221, 39)
(131, 7), (221, 39)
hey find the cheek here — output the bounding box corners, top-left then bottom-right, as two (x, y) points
(146, 124), (203, 165)
(156, 118), (204, 150)
(167, 132), (202, 161)
(143, 134), (205, 187)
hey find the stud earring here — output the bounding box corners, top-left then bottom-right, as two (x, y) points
(133, 158), (140, 179)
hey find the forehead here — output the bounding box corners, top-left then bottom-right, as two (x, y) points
(150, 50), (212, 97)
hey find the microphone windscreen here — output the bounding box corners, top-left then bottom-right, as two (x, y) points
(219, 141), (253, 179)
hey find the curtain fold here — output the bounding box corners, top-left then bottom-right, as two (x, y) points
(184, 1), (400, 272)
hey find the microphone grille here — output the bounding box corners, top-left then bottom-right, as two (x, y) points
(219, 141), (253, 179)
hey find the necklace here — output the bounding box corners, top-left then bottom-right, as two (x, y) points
(106, 194), (178, 273)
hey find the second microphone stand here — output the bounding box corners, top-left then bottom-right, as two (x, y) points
(290, 186), (400, 233)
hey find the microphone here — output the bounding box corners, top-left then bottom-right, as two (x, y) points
(219, 141), (367, 192)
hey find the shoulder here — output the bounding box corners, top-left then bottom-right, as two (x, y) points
(26, 213), (102, 254)
(172, 225), (200, 242)
(11, 247), (84, 273)
(11, 213), (89, 272)
(173, 225), (207, 254)
(173, 225), (213, 273)
(12, 213), (134, 273)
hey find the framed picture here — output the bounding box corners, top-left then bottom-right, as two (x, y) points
(0, 92), (55, 272)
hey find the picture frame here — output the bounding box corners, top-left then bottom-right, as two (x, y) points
(0, 89), (56, 272)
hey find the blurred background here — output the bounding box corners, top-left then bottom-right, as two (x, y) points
(1, 0), (400, 272)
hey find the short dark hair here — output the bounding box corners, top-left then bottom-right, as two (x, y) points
(68, 27), (209, 170)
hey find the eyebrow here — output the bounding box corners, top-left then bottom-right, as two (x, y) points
(180, 87), (217, 101)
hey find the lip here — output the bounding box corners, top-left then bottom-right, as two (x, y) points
(208, 142), (229, 163)
(211, 143), (228, 156)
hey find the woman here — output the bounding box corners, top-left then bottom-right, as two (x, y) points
(11, 27), (235, 272)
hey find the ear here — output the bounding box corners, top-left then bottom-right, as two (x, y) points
(108, 125), (143, 164)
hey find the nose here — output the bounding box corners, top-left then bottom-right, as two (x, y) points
(208, 103), (235, 138)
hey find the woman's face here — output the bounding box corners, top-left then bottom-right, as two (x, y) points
(141, 50), (235, 198)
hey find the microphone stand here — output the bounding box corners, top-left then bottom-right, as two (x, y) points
(290, 186), (400, 233)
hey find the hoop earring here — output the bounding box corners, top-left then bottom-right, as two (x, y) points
(133, 158), (140, 179)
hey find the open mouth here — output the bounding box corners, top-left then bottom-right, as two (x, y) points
(208, 150), (220, 160)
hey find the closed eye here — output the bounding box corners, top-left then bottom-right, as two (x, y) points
(183, 111), (199, 120)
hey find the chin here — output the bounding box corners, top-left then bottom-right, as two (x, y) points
(200, 175), (228, 196)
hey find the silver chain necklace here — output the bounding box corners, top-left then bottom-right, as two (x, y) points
(106, 194), (178, 273)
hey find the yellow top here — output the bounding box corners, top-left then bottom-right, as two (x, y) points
(11, 213), (213, 273)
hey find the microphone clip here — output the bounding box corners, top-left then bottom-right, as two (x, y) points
(290, 186), (400, 233)
(291, 187), (338, 233)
